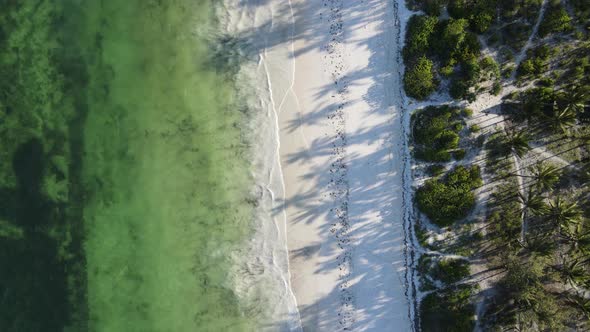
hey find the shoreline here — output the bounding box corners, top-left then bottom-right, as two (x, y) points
(220, 0), (419, 329)
(217, 1), (303, 330)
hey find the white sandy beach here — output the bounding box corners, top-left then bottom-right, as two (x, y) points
(277, 0), (413, 330)
(221, 0), (415, 330)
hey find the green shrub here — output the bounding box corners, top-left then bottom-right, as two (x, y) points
(420, 285), (476, 332)
(481, 56), (500, 79)
(447, 0), (470, 18)
(490, 257), (566, 330)
(537, 77), (555, 87)
(452, 149), (466, 160)
(539, 4), (573, 37)
(462, 108), (473, 117)
(423, 0), (446, 16)
(432, 259), (470, 284)
(447, 0), (495, 34)
(413, 106), (465, 162)
(472, 12), (493, 33)
(440, 64), (455, 77)
(518, 45), (551, 78)
(502, 65), (515, 78)
(416, 148), (452, 162)
(432, 18), (470, 63)
(416, 165), (482, 226)
(404, 56), (437, 100)
(450, 57), (481, 101)
(427, 164), (446, 176)
(518, 59), (536, 76)
(469, 124), (480, 133)
(492, 81), (502, 95)
(452, 122), (465, 132)
(404, 15), (438, 61)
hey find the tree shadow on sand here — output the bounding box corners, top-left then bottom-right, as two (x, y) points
(233, 0), (416, 330)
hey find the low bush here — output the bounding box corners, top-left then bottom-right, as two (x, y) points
(412, 106), (464, 162)
(489, 257), (565, 330)
(427, 164), (446, 176)
(452, 149), (466, 160)
(502, 22), (531, 51)
(420, 285), (476, 332)
(416, 165), (482, 226)
(492, 81), (502, 95)
(404, 56), (438, 100)
(539, 3), (573, 37)
(488, 184), (521, 247)
(432, 258), (471, 284)
(450, 58), (481, 101)
(404, 15), (438, 61)
(517, 45), (552, 78)
(537, 77), (555, 87)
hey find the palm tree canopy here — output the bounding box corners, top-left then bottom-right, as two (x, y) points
(547, 196), (583, 227)
(518, 189), (547, 216)
(530, 163), (560, 192)
(558, 258), (589, 287)
(546, 99), (577, 133)
(506, 132), (531, 158)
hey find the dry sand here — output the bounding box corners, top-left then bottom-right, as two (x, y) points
(277, 0), (414, 330)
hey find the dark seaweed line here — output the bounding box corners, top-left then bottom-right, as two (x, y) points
(392, 0), (419, 330)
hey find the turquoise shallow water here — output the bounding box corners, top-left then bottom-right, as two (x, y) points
(0, 0), (261, 331)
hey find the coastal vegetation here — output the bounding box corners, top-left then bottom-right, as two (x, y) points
(416, 165), (482, 227)
(420, 285), (476, 332)
(405, 0), (590, 329)
(412, 105), (465, 162)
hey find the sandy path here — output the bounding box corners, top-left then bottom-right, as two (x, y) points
(278, 0), (413, 330)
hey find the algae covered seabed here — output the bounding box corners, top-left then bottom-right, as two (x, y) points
(0, 1), (260, 331)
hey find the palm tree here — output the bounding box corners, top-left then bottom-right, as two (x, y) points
(509, 163), (561, 191)
(518, 188), (548, 243)
(544, 99), (577, 133)
(564, 228), (590, 256)
(560, 86), (588, 115)
(566, 295), (590, 320)
(526, 233), (556, 256)
(546, 196), (583, 234)
(577, 162), (590, 188)
(555, 257), (589, 289)
(519, 189), (548, 217)
(530, 163), (560, 192)
(532, 86), (584, 133)
(505, 132), (532, 158)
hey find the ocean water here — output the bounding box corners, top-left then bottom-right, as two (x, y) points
(0, 0), (296, 331)
(79, 1), (259, 330)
